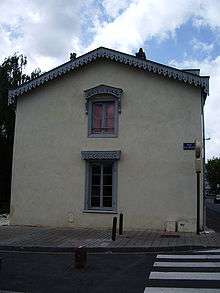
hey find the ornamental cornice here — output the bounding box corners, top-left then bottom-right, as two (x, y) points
(81, 150), (121, 160)
(8, 47), (209, 103)
(84, 84), (123, 114)
(84, 84), (123, 99)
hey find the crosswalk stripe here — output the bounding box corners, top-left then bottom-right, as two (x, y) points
(154, 261), (220, 267)
(197, 249), (220, 253)
(149, 271), (220, 280)
(145, 251), (220, 292)
(144, 288), (220, 292)
(157, 254), (220, 259)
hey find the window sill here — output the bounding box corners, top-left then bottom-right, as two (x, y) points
(83, 209), (118, 214)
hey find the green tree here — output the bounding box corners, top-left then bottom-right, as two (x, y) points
(206, 157), (220, 194)
(0, 54), (41, 212)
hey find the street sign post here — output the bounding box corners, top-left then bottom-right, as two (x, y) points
(195, 139), (202, 235)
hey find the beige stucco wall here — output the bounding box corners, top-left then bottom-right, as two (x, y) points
(10, 60), (203, 231)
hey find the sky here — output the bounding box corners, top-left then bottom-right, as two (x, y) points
(0, 0), (219, 160)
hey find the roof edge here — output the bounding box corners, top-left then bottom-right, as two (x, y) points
(8, 47), (209, 103)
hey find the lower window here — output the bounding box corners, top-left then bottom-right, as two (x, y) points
(85, 160), (117, 211)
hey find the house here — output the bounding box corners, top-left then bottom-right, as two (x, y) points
(8, 47), (209, 232)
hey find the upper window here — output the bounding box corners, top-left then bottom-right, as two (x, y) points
(84, 85), (123, 138)
(92, 101), (115, 135)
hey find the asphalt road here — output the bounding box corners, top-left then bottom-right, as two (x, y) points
(206, 199), (220, 232)
(0, 250), (155, 293)
(0, 201), (219, 293)
(207, 208), (220, 232)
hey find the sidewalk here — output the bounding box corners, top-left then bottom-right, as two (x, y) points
(0, 225), (220, 252)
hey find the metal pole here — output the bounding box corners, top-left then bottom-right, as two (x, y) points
(197, 171), (201, 234)
(119, 213), (123, 235)
(112, 217), (117, 241)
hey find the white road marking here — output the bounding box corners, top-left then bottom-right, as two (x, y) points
(197, 249), (220, 253)
(157, 254), (220, 259)
(154, 261), (220, 267)
(144, 288), (220, 292)
(145, 252), (220, 292)
(149, 271), (220, 280)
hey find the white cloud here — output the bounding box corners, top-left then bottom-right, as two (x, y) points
(0, 26), (13, 60)
(1, 0), (220, 68)
(0, 0), (220, 159)
(0, 0), (93, 71)
(102, 0), (132, 18)
(170, 57), (220, 160)
(193, 0), (220, 30)
(84, 0), (220, 54)
(86, 0), (201, 53)
(191, 38), (214, 54)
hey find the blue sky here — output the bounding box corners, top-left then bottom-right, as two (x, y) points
(147, 19), (218, 63)
(0, 0), (219, 159)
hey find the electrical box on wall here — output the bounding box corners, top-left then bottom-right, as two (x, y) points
(164, 221), (177, 232)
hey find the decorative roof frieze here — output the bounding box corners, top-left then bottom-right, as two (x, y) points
(8, 47), (209, 103)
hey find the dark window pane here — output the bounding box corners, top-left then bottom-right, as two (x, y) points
(103, 197), (112, 207)
(103, 175), (112, 185)
(92, 175), (100, 185)
(88, 160), (115, 210)
(103, 185), (112, 197)
(91, 197), (100, 207)
(91, 186), (100, 197)
(103, 163), (112, 175)
(92, 165), (101, 175)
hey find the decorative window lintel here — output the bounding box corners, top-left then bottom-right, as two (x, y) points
(81, 150), (121, 160)
(84, 84), (123, 114)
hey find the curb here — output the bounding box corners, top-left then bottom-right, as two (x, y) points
(0, 245), (220, 253)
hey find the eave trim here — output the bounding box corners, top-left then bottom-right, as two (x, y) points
(8, 47), (209, 103)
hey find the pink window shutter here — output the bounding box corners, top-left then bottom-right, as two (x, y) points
(106, 103), (114, 133)
(93, 104), (102, 132)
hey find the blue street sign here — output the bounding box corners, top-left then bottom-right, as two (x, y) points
(183, 143), (195, 150)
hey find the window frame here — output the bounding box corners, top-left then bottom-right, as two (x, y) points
(84, 160), (118, 212)
(88, 96), (119, 138)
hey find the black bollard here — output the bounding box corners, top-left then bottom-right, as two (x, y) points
(75, 246), (87, 269)
(112, 217), (117, 241)
(119, 213), (123, 235)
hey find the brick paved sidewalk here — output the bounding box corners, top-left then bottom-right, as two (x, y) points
(0, 225), (220, 251)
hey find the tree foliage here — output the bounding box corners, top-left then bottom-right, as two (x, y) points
(0, 53), (41, 212)
(206, 157), (220, 194)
